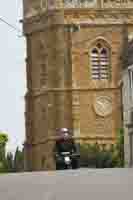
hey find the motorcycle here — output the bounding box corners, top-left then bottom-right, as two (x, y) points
(55, 151), (72, 169)
(61, 152), (72, 169)
(55, 128), (80, 170)
(55, 151), (80, 170)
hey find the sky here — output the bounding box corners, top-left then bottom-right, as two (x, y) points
(0, 1), (26, 152)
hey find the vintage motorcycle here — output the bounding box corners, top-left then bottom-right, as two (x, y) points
(55, 128), (80, 170)
(56, 151), (72, 169)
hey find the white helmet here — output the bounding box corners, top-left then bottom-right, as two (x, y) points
(60, 128), (69, 133)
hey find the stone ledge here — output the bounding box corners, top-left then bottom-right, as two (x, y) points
(25, 135), (116, 147)
(25, 86), (121, 98)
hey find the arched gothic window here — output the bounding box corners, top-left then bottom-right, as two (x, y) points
(90, 41), (110, 80)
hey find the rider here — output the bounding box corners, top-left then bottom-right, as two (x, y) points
(54, 128), (79, 169)
(55, 128), (76, 153)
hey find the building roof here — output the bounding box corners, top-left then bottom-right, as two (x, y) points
(0, 169), (133, 200)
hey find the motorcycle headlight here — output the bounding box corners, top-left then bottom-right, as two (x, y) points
(64, 156), (71, 164)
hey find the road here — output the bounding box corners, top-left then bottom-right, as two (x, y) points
(0, 168), (133, 200)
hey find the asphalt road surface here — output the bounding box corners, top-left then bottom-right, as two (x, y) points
(0, 168), (133, 200)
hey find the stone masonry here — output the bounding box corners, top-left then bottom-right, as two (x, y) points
(23, 0), (133, 171)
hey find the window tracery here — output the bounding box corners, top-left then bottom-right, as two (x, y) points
(90, 40), (111, 80)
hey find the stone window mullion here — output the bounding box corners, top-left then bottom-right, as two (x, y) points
(90, 40), (110, 80)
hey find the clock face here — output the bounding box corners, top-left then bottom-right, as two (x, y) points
(94, 96), (113, 117)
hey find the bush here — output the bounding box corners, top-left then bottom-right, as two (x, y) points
(80, 129), (124, 168)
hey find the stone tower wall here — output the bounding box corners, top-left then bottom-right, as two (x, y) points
(24, 9), (74, 170)
(23, 0), (133, 170)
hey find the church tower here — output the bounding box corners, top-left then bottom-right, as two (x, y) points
(23, 0), (133, 171)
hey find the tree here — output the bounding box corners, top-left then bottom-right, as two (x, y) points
(0, 133), (8, 144)
(5, 152), (14, 172)
(0, 133), (8, 172)
(0, 133), (8, 161)
(114, 128), (124, 167)
(13, 147), (24, 172)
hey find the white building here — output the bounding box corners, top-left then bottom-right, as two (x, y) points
(123, 40), (133, 167)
